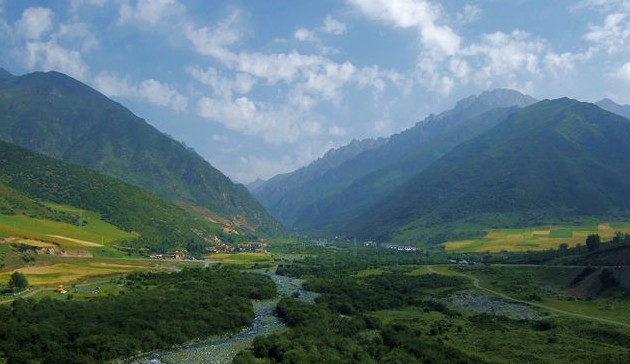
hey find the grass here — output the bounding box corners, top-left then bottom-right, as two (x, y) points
(205, 252), (273, 264)
(371, 264), (630, 363)
(0, 260), (150, 286)
(451, 265), (630, 325)
(443, 222), (630, 252)
(0, 211), (133, 248)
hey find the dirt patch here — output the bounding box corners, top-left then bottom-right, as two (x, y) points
(442, 290), (542, 320)
(46, 235), (103, 247)
(533, 230), (550, 235)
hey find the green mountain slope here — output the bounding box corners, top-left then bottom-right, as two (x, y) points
(254, 89), (535, 229)
(0, 70), (282, 235)
(0, 140), (225, 252)
(294, 106), (521, 233)
(350, 98), (630, 243)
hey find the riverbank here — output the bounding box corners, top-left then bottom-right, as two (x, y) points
(128, 269), (317, 364)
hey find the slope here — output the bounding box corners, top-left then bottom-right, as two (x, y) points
(0, 70), (282, 235)
(0, 140), (223, 252)
(255, 89), (536, 228)
(251, 138), (387, 224)
(350, 98), (630, 243)
(596, 98), (630, 120)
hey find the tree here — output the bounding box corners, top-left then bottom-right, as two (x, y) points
(8, 272), (28, 292)
(585, 234), (601, 252)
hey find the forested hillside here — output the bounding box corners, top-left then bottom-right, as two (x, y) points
(0, 70), (282, 235)
(350, 98), (630, 243)
(0, 140), (227, 252)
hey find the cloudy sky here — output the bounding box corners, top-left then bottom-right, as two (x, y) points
(1, 0), (629, 183)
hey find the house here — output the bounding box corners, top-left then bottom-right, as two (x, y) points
(207, 244), (234, 254)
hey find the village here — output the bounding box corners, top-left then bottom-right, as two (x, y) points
(149, 240), (269, 260)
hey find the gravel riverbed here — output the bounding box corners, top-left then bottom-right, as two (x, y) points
(128, 270), (317, 364)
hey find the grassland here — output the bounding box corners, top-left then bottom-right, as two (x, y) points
(0, 209), (133, 247)
(443, 222), (630, 252)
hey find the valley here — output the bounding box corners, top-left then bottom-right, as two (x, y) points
(2, 67), (630, 363)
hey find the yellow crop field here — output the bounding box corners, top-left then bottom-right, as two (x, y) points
(205, 252), (272, 263)
(443, 223), (630, 252)
(0, 261), (150, 286)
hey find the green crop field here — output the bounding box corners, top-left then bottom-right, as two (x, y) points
(0, 210), (133, 247)
(443, 223), (630, 252)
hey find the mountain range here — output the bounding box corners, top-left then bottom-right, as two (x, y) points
(0, 69), (282, 236)
(253, 90), (630, 243)
(253, 89), (537, 231)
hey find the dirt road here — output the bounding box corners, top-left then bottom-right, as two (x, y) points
(427, 265), (630, 328)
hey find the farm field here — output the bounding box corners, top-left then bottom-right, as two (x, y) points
(443, 223), (630, 252)
(0, 258), (152, 287)
(0, 210), (133, 247)
(205, 252), (273, 264)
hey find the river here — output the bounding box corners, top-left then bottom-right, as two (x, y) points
(128, 270), (316, 364)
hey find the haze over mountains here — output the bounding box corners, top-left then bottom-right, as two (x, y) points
(0, 69), (282, 236)
(253, 90), (630, 243)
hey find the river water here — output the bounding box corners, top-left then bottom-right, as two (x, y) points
(128, 270), (317, 364)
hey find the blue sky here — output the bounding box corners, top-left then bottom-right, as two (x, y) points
(1, 0), (629, 183)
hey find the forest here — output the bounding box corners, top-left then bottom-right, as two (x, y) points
(0, 267), (275, 363)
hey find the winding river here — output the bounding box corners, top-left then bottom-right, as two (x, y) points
(128, 270), (316, 364)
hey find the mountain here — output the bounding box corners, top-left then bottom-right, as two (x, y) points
(251, 137), (387, 224)
(596, 98), (630, 120)
(0, 70), (282, 235)
(254, 89), (536, 230)
(0, 140), (223, 252)
(0, 68), (14, 79)
(349, 98), (630, 243)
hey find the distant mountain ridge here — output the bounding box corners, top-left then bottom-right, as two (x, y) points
(349, 98), (630, 242)
(0, 70), (282, 235)
(250, 137), (387, 223)
(254, 89), (537, 230)
(596, 98), (630, 120)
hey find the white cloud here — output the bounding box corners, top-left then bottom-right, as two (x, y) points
(328, 125), (346, 136)
(457, 4), (481, 24)
(118, 0), (184, 26)
(16, 7), (54, 40)
(321, 15), (347, 35)
(464, 31), (544, 81)
(185, 12), (241, 63)
(347, 0), (460, 56)
(615, 62), (630, 82)
(576, 0), (630, 12)
(25, 41), (89, 80)
(188, 66), (256, 97)
(584, 13), (630, 53)
(93, 72), (188, 111)
(197, 95), (321, 143)
(294, 16), (346, 44)
(294, 28), (318, 42)
(54, 22), (98, 52)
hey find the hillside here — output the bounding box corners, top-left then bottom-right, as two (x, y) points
(254, 89), (536, 230)
(0, 140), (225, 252)
(0, 70), (282, 235)
(251, 138), (387, 224)
(597, 98), (630, 120)
(350, 98), (630, 242)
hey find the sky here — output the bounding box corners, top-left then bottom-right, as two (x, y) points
(1, 0), (629, 184)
